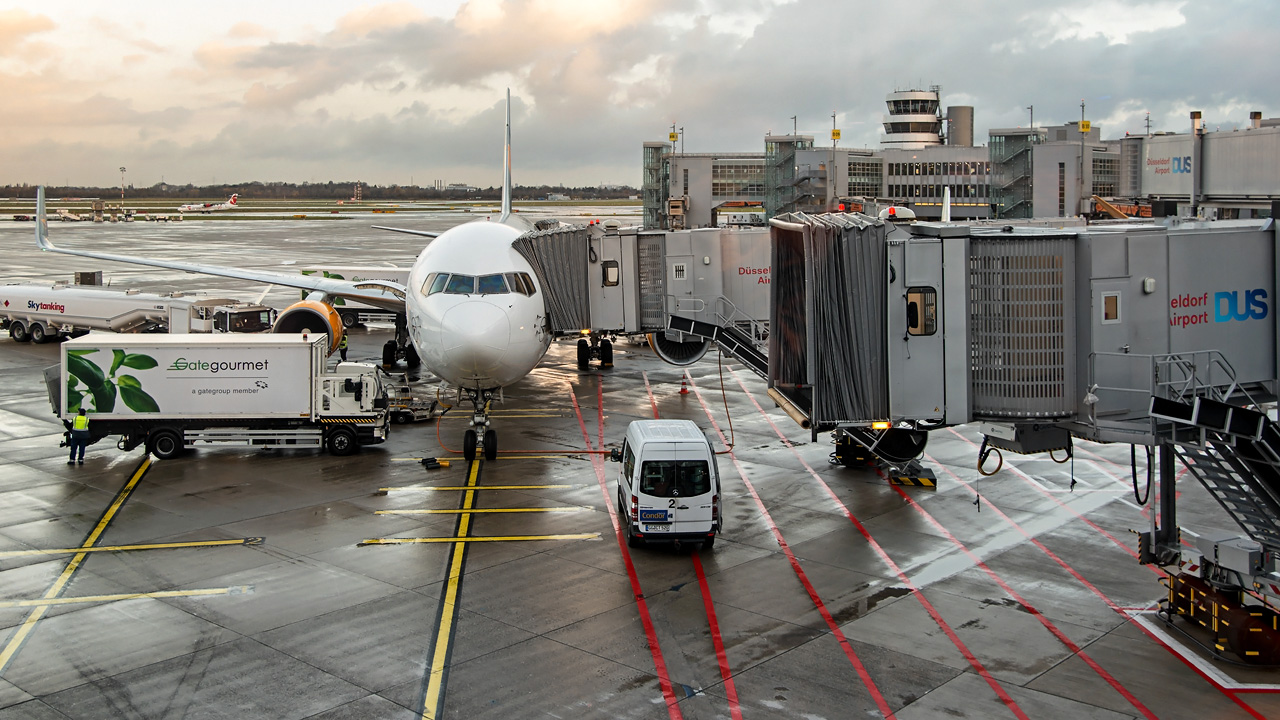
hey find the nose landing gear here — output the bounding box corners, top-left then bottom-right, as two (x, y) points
(461, 389), (498, 462)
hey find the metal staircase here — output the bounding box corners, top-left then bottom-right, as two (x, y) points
(1151, 394), (1280, 552)
(668, 313), (768, 379)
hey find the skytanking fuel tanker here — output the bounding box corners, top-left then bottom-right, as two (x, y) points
(1, 282), (275, 342)
(44, 334), (389, 458)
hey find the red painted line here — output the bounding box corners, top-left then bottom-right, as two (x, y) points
(685, 378), (900, 719)
(926, 454), (1270, 719)
(642, 370), (660, 419)
(596, 379), (606, 449)
(570, 385), (684, 720)
(692, 552), (743, 720)
(946, 428), (1146, 564)
(888, 482), (1158, 719)
(720, 370), (1028, 720)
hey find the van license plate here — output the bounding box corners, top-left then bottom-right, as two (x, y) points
(644, 523), (671, 533)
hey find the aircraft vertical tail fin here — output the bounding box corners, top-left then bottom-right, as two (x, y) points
(230, 194), (238, 205)
(500, 88), (512, 223)
(35, 187), (51, 250)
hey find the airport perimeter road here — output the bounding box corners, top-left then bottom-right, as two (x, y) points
(1, 219), (1279, 719)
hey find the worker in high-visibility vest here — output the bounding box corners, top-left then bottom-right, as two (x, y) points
(68, 409), (90, 465)
(338, 332), (349, 362)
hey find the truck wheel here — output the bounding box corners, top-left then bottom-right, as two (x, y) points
(463, 429), (477, 462)
(147, 429), (184, 460)
(577, 338), (590, 370)
(340, 310), (359, 329)
(394, 412), (411, 424)
(483, 429), (497, 462)
(327, 428), (357, 456)
(29, 323), (47, 344)
(381, 340), (397, 368)
(9, 321), (28, 343)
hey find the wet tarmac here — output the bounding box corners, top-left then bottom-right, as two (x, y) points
(2, 217), (1279, 719)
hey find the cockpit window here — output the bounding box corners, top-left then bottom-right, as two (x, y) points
(505, 273), (527, 295)
(477, 274), (508, 295)
(445, 274), (476, 294)
(423, 273), (449, 296)
(520, 272), (537, 296)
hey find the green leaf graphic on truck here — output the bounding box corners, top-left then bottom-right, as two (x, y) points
(66, 349), (160, 413)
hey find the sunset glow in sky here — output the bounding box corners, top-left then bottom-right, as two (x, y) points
(2, 0), (1275, 188)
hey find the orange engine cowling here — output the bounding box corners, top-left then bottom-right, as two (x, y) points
(273, 299), (343, 354)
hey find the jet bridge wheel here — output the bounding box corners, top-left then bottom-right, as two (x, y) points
(577, 339), (590, 370)
(600, 339), (613, 368)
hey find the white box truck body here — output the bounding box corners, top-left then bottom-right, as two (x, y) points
(299, 266), (407, 328)
(1, 283), (274, 342)
(46, 334), (388, 458)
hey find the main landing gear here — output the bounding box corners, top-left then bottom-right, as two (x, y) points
(380, 313), (421, 370)
(461, 389), (498, 463)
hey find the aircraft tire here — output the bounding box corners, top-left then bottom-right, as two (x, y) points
(405, 345), (421, 369)
(9, 321), (28, 343)
(483, 429), (497, 461)
(381, 340), (397, 368)
(463, 429), (477, 462)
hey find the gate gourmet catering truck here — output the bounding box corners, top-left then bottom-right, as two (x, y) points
(44, 334), (389, 458)
(2, 282), (275, 342)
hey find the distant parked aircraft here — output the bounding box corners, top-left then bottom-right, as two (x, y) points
(178, 194), (238, 213)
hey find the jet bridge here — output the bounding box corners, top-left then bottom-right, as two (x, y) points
(511, 220), (771, 370)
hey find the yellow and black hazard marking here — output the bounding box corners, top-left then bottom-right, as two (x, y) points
(317, 417), (379, 424)
(888, 474), (938, 489)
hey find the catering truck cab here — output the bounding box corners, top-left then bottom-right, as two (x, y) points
(45, 333), (388, 459)
(612, 420), (722, 549)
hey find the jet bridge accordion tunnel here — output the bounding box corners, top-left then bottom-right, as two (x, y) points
(766, 212), (1083, 466)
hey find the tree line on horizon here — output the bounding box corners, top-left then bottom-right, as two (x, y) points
(1, 181), (639, 201)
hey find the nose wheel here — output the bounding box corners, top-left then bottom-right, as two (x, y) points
(461, 390), (498, 462)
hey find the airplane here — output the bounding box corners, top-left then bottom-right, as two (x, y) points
(35, 91), (552, 463)
(178, 194), (238, 213)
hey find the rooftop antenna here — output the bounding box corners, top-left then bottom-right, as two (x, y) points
(1026, 105), (1034, 129)
(790, 115), (797, 136)
(500, 88), (512, 223)
(1145, 111), (1152, 137)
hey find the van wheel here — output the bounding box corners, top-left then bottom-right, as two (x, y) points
(148, 429), (184, 460)
(9, 321), (28, 342)
(327, 427), (357, 456)
(29, 323), (47, 344)
(625, 519), (644, 548)
(701, 535), (716, 551)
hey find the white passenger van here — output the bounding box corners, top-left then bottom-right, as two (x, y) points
(611, 420), (722, 549)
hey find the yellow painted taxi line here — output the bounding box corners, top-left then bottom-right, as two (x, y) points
(376, 507), (588, 515)
(0, 537), (263, 559)
(380, 484), (576, 492)
(363, 534), (601, 545)
(420, 457), (482, 719)
(0, 586), (253, 608)
(0, 456), (152, 674)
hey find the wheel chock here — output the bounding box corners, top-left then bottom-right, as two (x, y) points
(888, 472), (937, 489)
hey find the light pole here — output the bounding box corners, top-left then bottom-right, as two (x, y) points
(119, 167), (126, 205)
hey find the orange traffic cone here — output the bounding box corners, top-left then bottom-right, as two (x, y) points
(679, 375), (689, 395)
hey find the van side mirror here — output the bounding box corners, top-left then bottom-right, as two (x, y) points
(609, 448), (622, 463)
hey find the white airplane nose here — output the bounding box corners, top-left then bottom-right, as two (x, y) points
(441, 301), (510, 378)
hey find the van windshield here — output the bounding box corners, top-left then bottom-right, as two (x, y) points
(639, 460), (710, 498)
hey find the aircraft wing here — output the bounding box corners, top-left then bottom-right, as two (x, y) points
(35, 188), (407, 313)
(372, 225), (441, 238)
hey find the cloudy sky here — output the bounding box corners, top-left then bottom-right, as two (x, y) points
(2, 0), (1276, 189)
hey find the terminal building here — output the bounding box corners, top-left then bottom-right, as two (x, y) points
(643, 88), (1280, 229)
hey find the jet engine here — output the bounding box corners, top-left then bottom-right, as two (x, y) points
(273, 299), (343, 354)
(648, 332), (709, 367)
